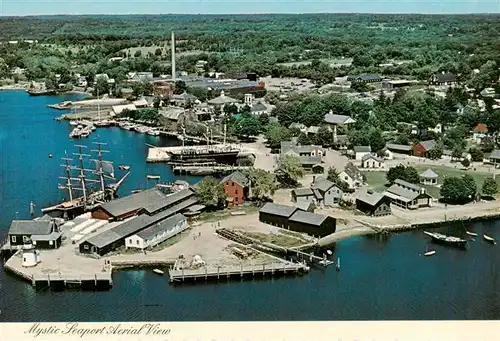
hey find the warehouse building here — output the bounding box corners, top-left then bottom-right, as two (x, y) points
(287, 210), (336, 237)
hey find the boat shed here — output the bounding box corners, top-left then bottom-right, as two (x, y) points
(80, 197), (197, 255)
(287, 211), (336, 238)
(356, 192), (392, 217)
(384, 179), (432, 210)
(8, 220), (62, 249)
(91, 188), (194, 221)
(259, 203), (298, 229)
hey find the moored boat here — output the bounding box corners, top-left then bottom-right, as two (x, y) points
(483, 234), (496, 244)
(424, 250), (436, 256)
(153, 269), (164, 275)
(147, 175), (160, 180)
(119, 165), (131, 170)
(146, 128), (161, 136)
(466, 231), (478, 237)
(423, 231), (468, 248)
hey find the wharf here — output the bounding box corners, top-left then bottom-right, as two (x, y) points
(173, 165), (252, 175)
(168, 262), (308, 283)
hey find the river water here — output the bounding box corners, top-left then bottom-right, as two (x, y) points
(0, 90), (499, 321)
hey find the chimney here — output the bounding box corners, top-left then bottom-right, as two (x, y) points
(171, 32), (176, 81)
(312, 176), (316, 184)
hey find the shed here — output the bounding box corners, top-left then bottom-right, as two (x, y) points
(386, 143), (413, 155)
(259, 203), (298, 229)
(287, 211), (336, 237)
(8, 220), (60, 249)
(412, 140), (437, 158)
(356, 192), (392, 216)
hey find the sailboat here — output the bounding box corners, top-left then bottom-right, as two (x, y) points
(483, 235), (496, 244)
(41, 137), (129, 219)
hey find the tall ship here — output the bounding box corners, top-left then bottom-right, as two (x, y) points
(42, 138), (129, 219)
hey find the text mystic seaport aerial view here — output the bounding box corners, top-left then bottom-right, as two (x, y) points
(0, 0), (499, 324)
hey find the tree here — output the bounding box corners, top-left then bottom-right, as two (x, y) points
(276, 155), (304, 187)
(427, 146), (443, 160)
(134, 50), (142, 58)
(173, 80), (187, 95)
(369, 127), (386, 152)
(462, 174), (477, 200)
(482, 177), (498, 198)
(326, 167), (349, 192)
(313, 125), (333, 146)
(248, 168), (277, 202)
(265, 123), (291, 149)
(258, 113), (269, 128)
(195, 176), (227, 210)
(461, 158), (470, 168)
(94, 76), (109, 96)
(451, 146), (464, 162)
(440, 177), (470, 204)
(234, 116), (261, 138)
(386, 165), (420, 184)
(154, 48), (162, 56)
(481, 136), (495, 152)
(469, 147), (484, 162)
(297, 133), (311, 145)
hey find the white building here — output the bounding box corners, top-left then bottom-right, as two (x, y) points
(361, 154), (385, 169)
(125, 214), (188, 250)
(353, 146), (371, 161)
(340, 162), (364, 190)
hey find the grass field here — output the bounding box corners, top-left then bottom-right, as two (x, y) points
(362, 165), (500, 199)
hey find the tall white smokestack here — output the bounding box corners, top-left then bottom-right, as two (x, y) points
(171, 31), (176, 81)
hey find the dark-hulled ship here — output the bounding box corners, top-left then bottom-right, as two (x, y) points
(423, 231), (468, 249)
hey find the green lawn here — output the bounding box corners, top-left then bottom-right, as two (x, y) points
(362, 165), (500, 199)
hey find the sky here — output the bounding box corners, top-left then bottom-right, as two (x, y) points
(0, 0), (498, 16)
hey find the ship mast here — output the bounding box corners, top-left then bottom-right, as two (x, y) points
(97, 88), (101, 121)
(59, 151), (74, 201)
(73, 145), (90, 202)
(91, 136), (113, 194)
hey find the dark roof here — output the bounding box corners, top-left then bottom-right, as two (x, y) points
(311, 177), (336, 193)
(251, 102), (268, 112)
(295, 201), (314, 212)
(434, 73), (456, 83)
(386, 143), (413, 152)
(9, 220), (53, 235)
(292, 188), (314, 197)
(83, 197), (197, 249)
(343, 162), (361, 180)
(31, 232), (62, 242)
(354, 146), (371, 153)
(221, 171), (248, 188)
(356, 192), (387, 207)
(347, 75), (382, 81)
(289, 211), (329, 226)
(260, 203), (298, 218)
(96, 188), (193, 217)
(136, 213), (186, 240)
(300, 156), (322, 166)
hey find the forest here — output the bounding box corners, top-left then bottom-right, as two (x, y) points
(0, 14), (499, 85)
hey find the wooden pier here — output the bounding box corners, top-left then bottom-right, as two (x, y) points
(168, 262), (308, 283)
(173, 165), (252, 175)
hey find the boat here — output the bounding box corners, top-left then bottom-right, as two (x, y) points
(483, 235), (496, 244)
(80, 130), (90, 138)
(69, 121), (79, 126)
(153, 269), (164, 275)
(69, 128), (81, 139)
(326, 250), (333, 256)
(48, 154), (53, 158)
(146, 129), (161, 136)
(131, 189), (142, 194)
(466, 231), (478, 237)
(27, 89), (56, 96)
(423, 231), (468, 248)
(147, 175), (161, 180)
(94, 120), (111, 127)
(424, 250), (436, 256)
(119, 165), (131, 170)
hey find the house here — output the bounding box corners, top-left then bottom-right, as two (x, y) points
(347, 75), (383, 83)
(131, 72), (154, 83)
(381, 80), (412, 90)
(80, 197), (197, 255)
(355, 192), (392, 217)
(250, 102), (269, 116)
(384, 179), (432, 209)
(420, 169), (439, 185)
(354, 146), (371, 161)
(8, 220), (62, 249)
(340, 162), (363, 190)
(429, 72), (457, 86)
(294, 201), (315, 213)
(289, 123), (308, 133)
(207, 91), (239, 107)
(361, 154), (385, 169)
(412, 140), (437, 158)
(311, 176), (342, 206)
(125, 213), (188, 250)
(291, 188), (316, 205)
(386, 143), (413, 155)
(489, 149), (500, 166)
(159, 107), (186, 130)
(324, 111), (356, 126)
(76, 76), (88, 87)
(380, 147), (394, 160)
(334, 135), (349, 150)
(91, 188), (194, 221)
(287, 211), (336, 238)
(473, 123), (488, 143)
(119, 87), (134, 98)
(281, 141), (325, 158)
(259, 203), (298, 229)
(172, 92), (198, 106)
(221, 171), (249, 207)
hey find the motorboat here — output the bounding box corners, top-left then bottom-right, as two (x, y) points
(483, 234), (496, 244)
(424, 250), (436, 256)
(326, 250), (333, 256)
(147, 175), (160, 180)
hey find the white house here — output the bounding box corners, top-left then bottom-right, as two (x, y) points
(361, 154), (385, 169)
(353, 146), (371, 161)
(428, 123), (442, 134)
(340, 162), (364, 190)
(125, 214), (188, 250)
(380, 147), (394, 160)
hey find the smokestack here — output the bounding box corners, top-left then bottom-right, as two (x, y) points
(171, 32), (176, 81)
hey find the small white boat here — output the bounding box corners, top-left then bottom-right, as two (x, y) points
(69, 120), (79, 126)
(466, 231), (478, 237)
(119, 165), (131, 170)
(153, 269), (164, 275)
(424, 250), (436, 256)
(147, 175), (160, 180)
(326, 250), (333, 256)
(146, 129), (161, 136)
(483, 235), (496, 244)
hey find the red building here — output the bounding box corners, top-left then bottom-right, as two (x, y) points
(221, 171), (249, 207)
(412, 140), (437, 158)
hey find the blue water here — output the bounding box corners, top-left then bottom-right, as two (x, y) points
(0, 90), (499, 321)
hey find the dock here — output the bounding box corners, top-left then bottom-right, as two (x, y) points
(168, 262), (308, 283)
(173, 165), (252, 175)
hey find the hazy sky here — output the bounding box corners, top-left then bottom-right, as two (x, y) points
(1, 0), (498, 16)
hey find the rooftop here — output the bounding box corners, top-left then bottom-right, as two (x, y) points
(260, 203), (298, 218)
(292, 188), (314, 197)
(354, 146), (371, 153)
(356, 192), (387, 207)
(221, 171), (249, 188)
(324, 113), (356, 125)
(420, 169), (439, 179)
(9, 220), (54, 235)
(311, 177), (336, 193)
(136, 213), (186, 240)
(289, 210), (329, 227)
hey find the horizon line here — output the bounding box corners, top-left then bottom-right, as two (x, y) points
(1, 12), (499, 18)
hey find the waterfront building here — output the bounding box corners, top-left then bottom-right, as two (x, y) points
(361, 154), (385, 169)
(91, 188), (194, 221)
(384, 179), (433, 210)
(420, 169), (439, 186)
(311, 176), (342, 206)
(287, 210), (336, 238)
(355, 192), (392, 217)
(412, 140), (437, 158)
(259, 203), (298, 229)
(125, 213), (188, 250)
(221, 171), (249, 207)
(8, 219), (62, 249)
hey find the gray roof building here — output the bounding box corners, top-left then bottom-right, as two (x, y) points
(260, 203), (298, 218)
(9, 220), (54, 235)
(221, 171), (249, 188)
(420, 169), (439, 179)
(208, 91), (239, 105)
(324, 113), (356, 125)
(292, 188), (315, 197)
(251, 102), (268, 112)
(354, 146), (371, 153)
(419, 140), (437, 151)
(356, 192), (386, 207)
(490, 149), (500, 160)
(289, 210), (328, 226)
(136, 213), (186, 240)
(386, 143), (413, 152)
(311, 177), (336, 193)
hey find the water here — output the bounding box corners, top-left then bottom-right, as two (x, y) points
(0, 90), (499, 321)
